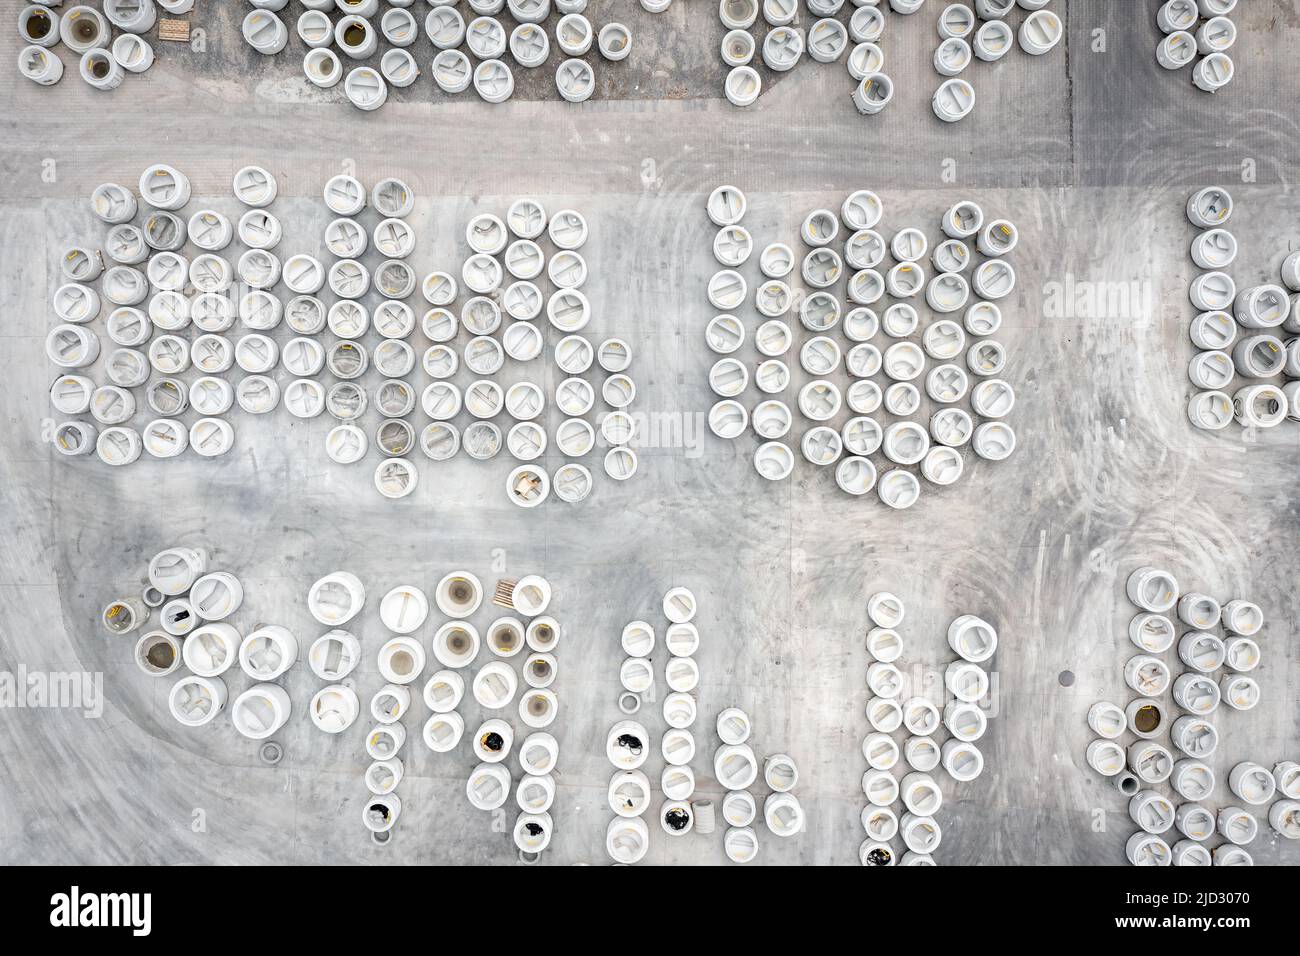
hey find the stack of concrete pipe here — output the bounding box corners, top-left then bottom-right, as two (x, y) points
(1085, 565), (1291, 865)
(1184, 186), (1296, 433)
(705, 183), (1019, 506)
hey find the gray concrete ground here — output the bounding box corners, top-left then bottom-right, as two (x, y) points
(0, 2), (1298, 865)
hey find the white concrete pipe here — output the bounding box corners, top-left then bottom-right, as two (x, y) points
(189, 572), (243, 622)
(516, 733), (558, 777)
(1233, 383), (1287, 428)
(1269, 801), (1300, 840)
(1170, 715), (1218, 759)
(1193, 52), (1233, 93)
(1156, 29), (1194, 70)
(859, 841), (897, 866)
(715, 743), (759, 791)
(1172, 674), (1221, 719)
(933, 78), (975, 122)
(863, 733), (900, 771)
(112, 34), (153, 73)
(1126, 832), (1171, 866)
(104, 0), (156, 35)
(311, 685), (359, 734)
(148, 547), (206, 596)
(1124, 655), (1171, 697)
(435, 571), (483, 618)
(862, 770), (899, 808)
(524, 617), (560, 655)
(942, 739), (984, 782)
(1129, 613), (1175, 653)
(379, 636), (425, 685)
(1272, 762), (1300, 799)
(20, 5), (60, 48)
(422, 711), (463, 754)
(472, 718), (514, 764)
(1177, 630), (1227, 674)
(419, 670), (466, 717)
(1223, 635), (1259, 672)
(239, 625), (297, 681)
(432, 622), (480, 669)
(1187, 186), (1233, 228)
(370, 684), (410, 725)
(1126, 698), (1168, 740)
(665, 623), (699, 658)
(866, 627), (903, 663)
(1128, 740), (1174, 784)
(900, 813), (942, 855)
(232, 684), (291, 740)
(945, 660), (989, 702)
(243, 10), (288, 54)
(867, 592), (905, 629)
(717, 707), (752, 745)
(519, 688), (556, 729)
(1157, 0), (1198, 32)
(1172, 759), (1215, 801)
(304, 47), (342, 87)
(106, 423), (152, 465)
(900, 772), (942, 817)
(721, 792), (758, 832)
(364, 757), (403, 797)
(1086, 702), (1128, 738)
(608, 770), (652, 817)
(466, 763), (511, 811)
(971, 19), (1012, 61)
(362, 794), (401, 834)
(1216, 806), (1257, 846)
(1229, 762), (1276, 805)
(607, 720), (650, 770)
(660, 801), (693, 837)
(1086, 739), (1127, 778)
(517, 774), (556, 815)
(168, 675), (227, 727)
(1187, 390), (1234, 431)
(134, 630), (180, 677)
(662, 693), (696, 730)
(606, 816), (650, 864)
(1018, 9), (1062, 55)
(853, 72), (894, 114)
(764, 792), (804, 838)
(101, 596), (148, 636)
(1126, 567), (1178, 613)
(947, 615), (997, 662)
(306, 630), (358, 682)
(378, 585), (428, 636)
(944, 700), (987, 742)
(1221, 599), (1263, 635)
(308, 573), (365, 627)
(866, 696), (903, 734)
(53, 421), (96, 458)
(514, 812), (554, 853)
(862, 805), (899, 844)
(901, 698), (939, 737)
(1174, 803), (1215, 843)
(1176, 592), (1221, 630)
(345, 67), (387, 111)
(764, 754), (795, 790)
(60, 6), (109, 53)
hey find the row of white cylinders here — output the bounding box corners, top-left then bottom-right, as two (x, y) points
(1184, 188), (1300, 429)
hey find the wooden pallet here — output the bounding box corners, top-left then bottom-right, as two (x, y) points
(158, 18), (189, 43)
